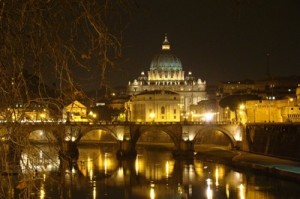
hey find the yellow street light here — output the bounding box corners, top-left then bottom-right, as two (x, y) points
(203, 112), (214, 122)
(288, 98), (294, 106)
(239, 104), (245, 110)
(89, 111), (97, 118)
(149, 112), (155, 122)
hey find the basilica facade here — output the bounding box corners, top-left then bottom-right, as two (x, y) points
(127, 35), (208, 122)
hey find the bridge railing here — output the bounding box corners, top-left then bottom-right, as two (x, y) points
(0, 120), (239, 126)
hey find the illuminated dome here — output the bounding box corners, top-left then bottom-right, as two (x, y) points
(150, 35), (182, 71)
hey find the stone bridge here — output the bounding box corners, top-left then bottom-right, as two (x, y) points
(0, 121), (243, 159)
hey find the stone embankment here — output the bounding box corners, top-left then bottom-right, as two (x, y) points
(195, 148), (300, 183)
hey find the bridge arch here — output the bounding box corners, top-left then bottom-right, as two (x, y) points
(79, 127), (119, 143)
(131, 126), (180, 149)
(25, 126), (58, 143)
(192, 126), (237, 149)
(28, 129), (56, 143)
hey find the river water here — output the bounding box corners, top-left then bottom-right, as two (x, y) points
(8, 144), (300, 199)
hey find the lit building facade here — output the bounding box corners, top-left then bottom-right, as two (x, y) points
(189, 100), (219, 122)
(63, 100), (88, 122)
(243, 85), (300, 123)
(218, 80), (255, 96)
(126, 90), (180, 122)
(127, 35), (207, 120)
(218, 76), (300, 100)
(0, 102), (50, 122)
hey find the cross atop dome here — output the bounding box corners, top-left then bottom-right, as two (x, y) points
(162, 34), (170, 50)
(150, 34), (182, 71)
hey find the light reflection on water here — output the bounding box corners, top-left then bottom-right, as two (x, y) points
(16, 144), (300, 199)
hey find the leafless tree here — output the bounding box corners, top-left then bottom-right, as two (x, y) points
(0, 0), (136, 198)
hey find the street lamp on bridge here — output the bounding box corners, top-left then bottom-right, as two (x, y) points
(149, 112), (155, 122)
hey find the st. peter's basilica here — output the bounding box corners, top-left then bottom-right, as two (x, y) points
(126, 35), (208, 122)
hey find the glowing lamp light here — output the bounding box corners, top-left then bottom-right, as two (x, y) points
(40, 113), (46, 119)
(239, 184), (246, 199)
(149, 112), (155, 121)
(89, 111), (97, 119)
(234, 128), (242, 141)
(117, 133), (124, 141)
(206, 178), (213, 199)
(150, 183), (155, 199)
(239, 104), (245, 110)
(204, 112), (214, 122)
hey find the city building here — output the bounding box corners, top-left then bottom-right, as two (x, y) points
(218, 76), (300, 100)
(126, 90), (180, 122)
(127, 35), (208, 120)
(218, 80), (255, 96)
(0, 102), (50, 122)
(63, 100), (88, 122)
(216, 77), (300, 124)
(189, 99), (220, 122)
(243, 85), (300, 123)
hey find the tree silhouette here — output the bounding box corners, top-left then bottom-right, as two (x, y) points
(219, 94), (261, 111)
(0, 1), (136, 198)
(219, 94), (261, 122)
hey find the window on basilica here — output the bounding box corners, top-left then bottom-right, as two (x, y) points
(161, 106), (165, 114)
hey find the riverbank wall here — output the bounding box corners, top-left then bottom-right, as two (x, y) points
(243, 123), (300, 161)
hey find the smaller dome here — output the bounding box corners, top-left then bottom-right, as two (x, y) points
(150, 35), (182, 71)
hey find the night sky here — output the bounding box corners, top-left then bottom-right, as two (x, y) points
(107, 0), (300, 87)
